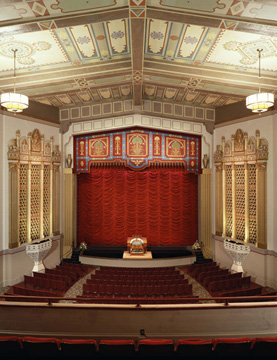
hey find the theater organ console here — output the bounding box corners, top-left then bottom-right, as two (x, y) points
(127, 236), (147, 255)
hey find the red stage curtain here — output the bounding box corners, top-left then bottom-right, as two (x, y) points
(77, 167), (198, 246)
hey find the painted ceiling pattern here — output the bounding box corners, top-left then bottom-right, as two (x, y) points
(0, 1), (276, 110)
(0, 18), (130, 72)
(143, 85), (242, 107)
(33, 84), (132, 107)
(148, 0), (277, 22)
(145, 19), (277, 73)
(0, 0), (128, 23)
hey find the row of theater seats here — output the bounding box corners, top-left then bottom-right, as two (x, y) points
(7, 263), (90, 299)
(184, 262), (265, 299)
(208, 276), (252, 294)
(186, 262), (218, 277)
(83, 282), (192, 297)
(24, 275), (68, 294)
(10, 285), (59, 298)
(98, 266), (177, 275)
(87, 278), (185, 286)
(77, 295), (198, 304)
(1, 336), (276, 359)
(202, 271), (242, 288)
(82, 266), (193, 302)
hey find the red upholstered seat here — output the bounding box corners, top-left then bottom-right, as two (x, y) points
(60, 339), (97, 359)
(0, 336), (23, 359)
(99, 340), (136, 358)
(250, 337), (277, 359)
(176, 339), (213, 358)
(138, 284), (145, 296)
(138, 339), (174, 358)
(213, 337), (251, 358)
(22, 337), (60, 359)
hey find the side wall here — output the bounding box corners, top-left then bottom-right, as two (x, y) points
(0, 113), (62, 288)
(213, 113), (277, 288)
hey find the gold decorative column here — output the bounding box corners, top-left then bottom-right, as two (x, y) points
(256, 162), (267, 249)
(49, 164), (53, 236)
(39, 163), (44, 239)
(231, 163), (236, 239)
(27, 161), (31, 243)
(215, 164), (223, 236)
(53, 164), (60, 235)
(9, 163), (19, 248)
(63, 168), (75, 257)
(245, 163), (249, 243)
(200, 168), (212, 258)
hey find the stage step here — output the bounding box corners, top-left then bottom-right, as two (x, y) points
(194, 250), (213, 264)
(62, 249), (81, 265)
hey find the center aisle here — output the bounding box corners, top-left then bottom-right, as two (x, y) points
(178, 267), (214, 302)
(61, 267), (97, 301)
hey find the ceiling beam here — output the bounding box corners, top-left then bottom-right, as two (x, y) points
(0, 7), (130, 35)
(143, 60), (277, 94)
(0, 60), (132, 92)
(129, 1), (146, 106)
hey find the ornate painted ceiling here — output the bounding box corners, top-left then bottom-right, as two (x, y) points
(0, 0), (276, 112)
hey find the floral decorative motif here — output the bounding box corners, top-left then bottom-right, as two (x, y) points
(150, 31), (164, 40)
(33, 41), (51, 51)
(77, 36), (91, 44)
(224, 41), (239, 51)
(192, 240), (201, 250)
(184, 36), (198, 44)
(18, 57), (35, 65)
(80, 242), (87, 251)
(111, 31), (125, 39)
(170, 35), (179, 41)
(240, 58), (257, 65)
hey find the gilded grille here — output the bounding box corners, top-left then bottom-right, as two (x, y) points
(235, 165), (245, 241)
(43, 165), (50, 237)
(31, 165), (40, 241)
(19, 164), (28, 244)
(225, 165), (232, 237)
(248, 164), (257, 245)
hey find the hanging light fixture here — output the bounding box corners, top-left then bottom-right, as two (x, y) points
(246, 49), (274, 113)
(0, 49), (29, 113)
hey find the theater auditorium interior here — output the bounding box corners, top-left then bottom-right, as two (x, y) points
(0, 0), (277, 359)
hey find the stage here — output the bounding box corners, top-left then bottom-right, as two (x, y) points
(80, 246), (195, 268)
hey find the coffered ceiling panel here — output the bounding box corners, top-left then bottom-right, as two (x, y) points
(0, 0), (276, 115)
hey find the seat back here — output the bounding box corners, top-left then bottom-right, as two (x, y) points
(176, 339), (213, 357)
(250, 337), (277, 358)
(60, 339), (97, 359)
(99, 340), (136, 358)
(22, 337), (60, 359)
(213, 337), (251, 358)
(138, 339), (174, 358)
(0, 336), (23, 359)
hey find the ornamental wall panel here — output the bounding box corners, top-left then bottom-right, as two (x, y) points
(74, 128), (201, 173)
(214, 129), (268, 248)
(8, 129), (61, 248)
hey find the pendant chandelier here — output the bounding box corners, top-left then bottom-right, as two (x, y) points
(246, 49), (274, 114)
(0, 49), (29, 113)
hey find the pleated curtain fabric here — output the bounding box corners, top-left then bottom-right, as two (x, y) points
(77, 167), (198, 246)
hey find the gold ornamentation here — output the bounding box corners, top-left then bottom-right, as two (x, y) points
(8, 130), (61, 247)
(214, 129), (267, 247)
